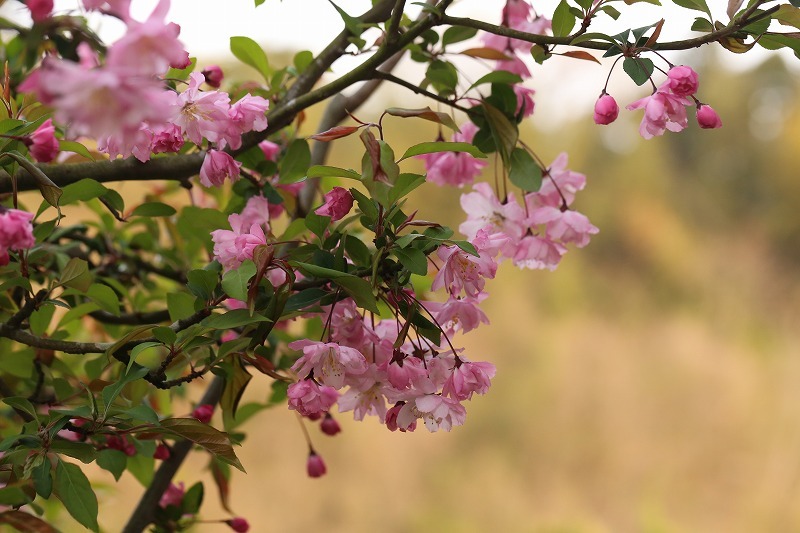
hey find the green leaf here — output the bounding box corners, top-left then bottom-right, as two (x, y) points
(230, 36), (272, 82)
(54, 460), (99, 532)
(442, 26), (478, 46)
(552, 0), (576, 37)
(101, 366), (150, 417)
(776, 5), (800, 29)
(158, 418), (245, 471)
(278, 139), (310, 184)
(59, 257), (93, 292)
(622, 57), (655, 86)
(187, 269), (219, 301)
(426, 60), (458, 95)
(306, 165), (361, 180)
(202, 309), (271, 330)
(671, 0), (711, 18)
(393, 247), (428, 275)
(292, 262), (379, 313)
(96, 449), (127, 481)
(167, 292), (197, 322)
(221, 260), (256, 301)
(254, 0), (265, 5)
(465, 71), (522, 93)
(59, 179), (108, 206)
(2, 397), (38, 422)
(304, 211), (331, 241)
(1, 151), (61, 212)
(482, 103), (518, 165)
(29, 303), (55, 335)
(350, 188), (379, 220)
(33, 460), (53, 499)
(182, 482), (204, 515)
(399, 141), (487, 162)
(128, 342), (163, 372)
(86, 284), (120, 316)
(384, 107), (461, 133)
(388, 173), (427, 204)
(59, 140), (94, 161)
(691, 17), (713, 32)
(152, 326), (177, 346)
(130, 202), (176, 217)
(508, 147), (543, 191)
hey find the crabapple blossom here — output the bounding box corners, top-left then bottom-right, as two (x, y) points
(202, 65), (224, 88)
(529, 206), (599, 248)
(153, 444), (171, 460)
(384, 353), (430, 391)
(428, 296), (490, 335)
(159, 482), (185, 509)
(431, 244), (497, 298)
(172, 72), (231, 145)
(419, 122), (487, 187)
(211, 215), (268, 271)
(666, 65), (700, 97)
(321, 413), (342, 436)
(386, 403), (416, 432)
(396, 394), (467, 432)
(227, 518), (250, 532)
(0, 208), (35, 265)
(287, 380), (338, 417)
(150, 124), (184, 154)
(697, 104), (723, 129)
(28, 119), (59, 163)
(314, 187), (354, 221)
(238, 195), (274, 230)
(593, 93), (619, 125)
(288, 340), (368, 389)
(337, 378), (389, 421)
(200, 150), (242, 187)
(459, 182), (527, 246)
(443, 359), (497, 401)
(306, 452), (327, 478)
(514, 85), (536, 117)
(626, 84), (692, 139)
(259, 140), (281, 161)
(192, 404), (214, 423)
(26, 0), (53, 22)
(513, 234), (566, 271)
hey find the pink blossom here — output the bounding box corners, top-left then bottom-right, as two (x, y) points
(626, 85), (692, 139)
(541, 208), (599, 248)
(106, 0), (186, 77)
(173, 72), (231, 145)
(385, 403), (416, 432)
(443, 359), (496, 400)
(315, 187), (354, 221)
(288, 340), (368, 389)
(513, 85), (536, 117)
(396, 394), (467, 432)
(227, 517), (250, 533)
(432, 245), (497, 298)
(211, 215), (268, 271)
(192, 404), (214, 423)
(593, 93), (619, 125)
(27, 0), (53, 23)
(512, 234), (566, 271)
(385, 354), (429, 391)
(496, 54), (531, 78)
(19, 57), (173, 146)
(320, 413), (341, 436)
(306, 452), (327, 478)
(98, 126), (152, 161)
(697, 104), (722, 129)
(106, 435), (136, 456)
(0, 208), (35, 264)
(150, 124), (185, 154)
(200, 150), (241, 187)
(459, 183), (527, 246)
(159, 482), (185, 509)
(419, 122), (487, 187)
(82, 0), (131, 20)
(429, 296), (489, 335)
(202, 65), (224, 88)
(325, 298), (375, 349)
(29, 119), (59, 163)
(528, 152), (586, 208)
(287, 380), (338, 417)
(238, 195), (273, 230)
(666, 65), (699, 97)
(229, 95), (269, 134)
(259, 140), (281, 161)
(337, 379), (389, 421)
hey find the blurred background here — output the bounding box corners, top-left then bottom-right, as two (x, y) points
(5, 1), (800, 531)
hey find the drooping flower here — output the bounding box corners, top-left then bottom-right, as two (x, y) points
(287, 380), (338, 417)
(27, 0), (54, 23)
(199, 150), (241, 187)
(666, 65), (700, 97)
(442, 359), (497, 400)
(696, 104), (722, 129)
(385, 402), (416, 432)
(396, 394), (467, 432)
(513, 85), (536, 117)
(320, 413), (341, 436)
(459, 183), (527, 248)
(428, 296), (489, 335)
(512, 234), (566, 271)
(431, 244), (497, 298)
(28, 119), (59, 163)
(226, 517), (250, 533)
(593, 93), (619, 125)
(626, 85), (692, 139)
(306, 452), (327, 478)
(314, 187), (354, 221)
(529, 206), (599, 248)
(202, 65), (224, 88)
(210, 214), (268, 271)
(192, 404), (214, 423)
(419, 122), (487, 188)
(288, 340), (368, 389)
(0, 208), (35, 266)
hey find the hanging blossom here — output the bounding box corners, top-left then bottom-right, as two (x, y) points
(0, 208), (36, 266)
(210, 214), (269, 271)
(418, 122), (487, 187)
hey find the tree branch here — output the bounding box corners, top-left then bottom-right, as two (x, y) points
(370, 70), (471, 113)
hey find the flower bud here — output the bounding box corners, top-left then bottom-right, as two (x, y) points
(226, 517), (250, 532)
(593, 94), (619, 125)
(696, 104), (722, 129)
(667, 65), (699, 97)
(29, 119), (59, 163)
(314, 187), (354, 221)
(202, 65), (224, 88)
(320, 413), (341, 436)
(27, 0), (54, 22)
(192, 404), (215, 424)
(153, 444), (171, 460)
(306, 451), (327, 478)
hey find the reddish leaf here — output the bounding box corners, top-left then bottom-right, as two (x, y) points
(221, 355), (252, 419)
(560, 50), (600, 64)
(644, 19), (665, 49)
(309, 125), (360, 142)
(384, 107), (460, 133)
(458, 47), (513, 60)
(360, 128), (389, 184)
(0, 511), (58, 533)
(157, 418), (245, 472)
(242, 353), (276, 375)
(210, 460), (233, 513)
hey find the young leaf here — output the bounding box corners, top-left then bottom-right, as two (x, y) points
(559, 50), (601, 63)
(384, 107), (461, 133)
(130, 202), (177, 217)
(442, 26), (478, 46)
(308, 126), (360, 142)
(307, 165), (361, 180)
(552, 0), (576, 37)
(398, 142), (487, 162)
(221, 260), (257, 302)
(229, 36), (272, 82)
(458, 47), (512, 60)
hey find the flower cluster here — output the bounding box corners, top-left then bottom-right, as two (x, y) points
(0, 208), (35, 266)
(595, 65), (722, 137)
